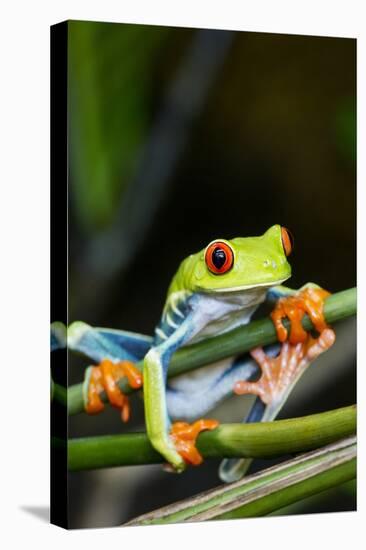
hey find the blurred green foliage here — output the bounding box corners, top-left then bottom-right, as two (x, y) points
(335, 96), (356, 163)
(66, 23), (356, 527)
(68, 21), (171, 230)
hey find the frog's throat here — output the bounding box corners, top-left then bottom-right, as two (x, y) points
(194, 277), (290, 293)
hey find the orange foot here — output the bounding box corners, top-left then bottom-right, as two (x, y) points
(170, 419), (219, 466)
(85, 359), (143, 422)
(271, 286), (331, 344)
(234, 328), (336, 406)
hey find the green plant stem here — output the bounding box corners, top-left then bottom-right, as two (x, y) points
(65, 287), (356, 415)
(51, 380), (67, 407)
(125, 435), (356, 525)
(67, 405), (355, 471)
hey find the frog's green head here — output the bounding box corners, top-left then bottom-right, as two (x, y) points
(169, 225), (293, 295)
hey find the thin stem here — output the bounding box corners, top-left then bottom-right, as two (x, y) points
(51, 380), (67, 407)
(125, 435), (356, 525)
(67, 405), (356, 471)
(65, 287), (356, 415)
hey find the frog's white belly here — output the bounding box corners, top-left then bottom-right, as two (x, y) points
(166, 287), (269, 419)
(187, 286), (268, 345)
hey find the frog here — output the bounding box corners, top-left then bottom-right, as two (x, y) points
(58, 224), (335, 482)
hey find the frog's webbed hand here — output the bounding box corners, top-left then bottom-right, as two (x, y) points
(67, 322), (150, 422)
(84, 359), (143, 422)
(220, 284), (335, 483)
(256, 283), (335, 413)
(170, 419), (219, 466)
(270, 284), (331, 344)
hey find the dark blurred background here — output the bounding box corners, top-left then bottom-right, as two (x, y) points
(65, 20), (356, 528)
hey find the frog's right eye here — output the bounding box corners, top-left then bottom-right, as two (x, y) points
(205, 241), (234, 275)
(281, 227), (294, 257)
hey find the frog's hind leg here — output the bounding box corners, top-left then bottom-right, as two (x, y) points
(219, 283), (334, 482)
(67, 322), (151, 421)
(165, 354), (266, 468)
(51, 322), (67, 351)
(218, 396), (264, 482)
(67, 321), (152, 363)
(219, 328), (336, 482)
(166, 353), (265, 421)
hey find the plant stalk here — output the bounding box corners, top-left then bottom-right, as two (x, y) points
(67, 405), (356, 471)
(125, 436), (356, 525)
(63, 287), (356, 415)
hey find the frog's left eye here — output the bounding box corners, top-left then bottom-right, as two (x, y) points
(205, 241), (234, 274)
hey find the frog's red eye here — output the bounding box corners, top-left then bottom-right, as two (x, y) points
(281, 227), (294, 256)
(205, 241), (234, 274)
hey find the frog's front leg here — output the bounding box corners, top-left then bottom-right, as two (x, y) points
(143, 315), (219, 472)
(143, 347), (185, 470)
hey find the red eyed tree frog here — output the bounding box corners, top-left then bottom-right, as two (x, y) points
(60, 225), (335, 482)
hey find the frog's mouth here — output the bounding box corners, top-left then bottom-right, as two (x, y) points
(196, 276), (290, 293)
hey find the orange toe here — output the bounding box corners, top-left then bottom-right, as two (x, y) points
(234, 327), (335, 406)
(86, 366), (105, 414)
(270, 287), (331, 345)
(170, 419), (219, 466)
(85, 359), (143, 422)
